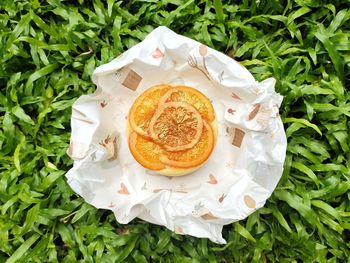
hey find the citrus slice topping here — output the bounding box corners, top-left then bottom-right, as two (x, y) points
(129, 84), (172, 137)
(149, 101), (203, 152)
(128, 84), (217, 174)
(159, 120), (214, 168)
(158, 86), (215, 121)
(128, 131), (166, 170)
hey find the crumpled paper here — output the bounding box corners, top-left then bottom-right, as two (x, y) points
(66, 26), (287, 244)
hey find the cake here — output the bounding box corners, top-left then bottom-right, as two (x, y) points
(127, 84), (217, 176)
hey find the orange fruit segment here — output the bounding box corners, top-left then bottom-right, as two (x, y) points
(128, 131), (166, 170)
(149, 101), (203, 152)
(158, 86), (215, 122)
(129, 84), (172, 137)
(159, 120), (214, 168)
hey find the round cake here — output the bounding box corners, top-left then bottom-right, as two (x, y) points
(127, 84), (217, 176)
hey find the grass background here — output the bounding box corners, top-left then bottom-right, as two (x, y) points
(0, 0), (349, 262)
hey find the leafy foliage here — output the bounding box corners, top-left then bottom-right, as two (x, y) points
(0, 0), (349, 262)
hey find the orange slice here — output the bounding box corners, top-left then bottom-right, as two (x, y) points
(129, 84), (172, 137)
(128, 131), (166, 170)
(159, 120), (214, 168)
(158, 86), (215, 121)
(149, 101), (203, 152)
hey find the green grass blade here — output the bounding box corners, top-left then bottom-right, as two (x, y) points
(283, 117), (322, 135)
(6, 234), (40, 263)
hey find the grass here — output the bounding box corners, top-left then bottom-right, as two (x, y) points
(0, 0), (349, 262)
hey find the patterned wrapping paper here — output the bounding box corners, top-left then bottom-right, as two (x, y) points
(66, 26), (287, 244)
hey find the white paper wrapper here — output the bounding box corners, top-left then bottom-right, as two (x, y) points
(66, 26), (287, 244)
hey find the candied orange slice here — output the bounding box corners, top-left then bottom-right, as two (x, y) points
(129, 84), (172, 137)
(128, 84), (217, 175)
(149, 101), (203, 152)
(128, 131), (166, 170)
(159, 120), (214, 168)
(158, 86), (215, 121)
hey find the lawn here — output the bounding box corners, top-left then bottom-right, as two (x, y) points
(0, 0), (349, 262)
